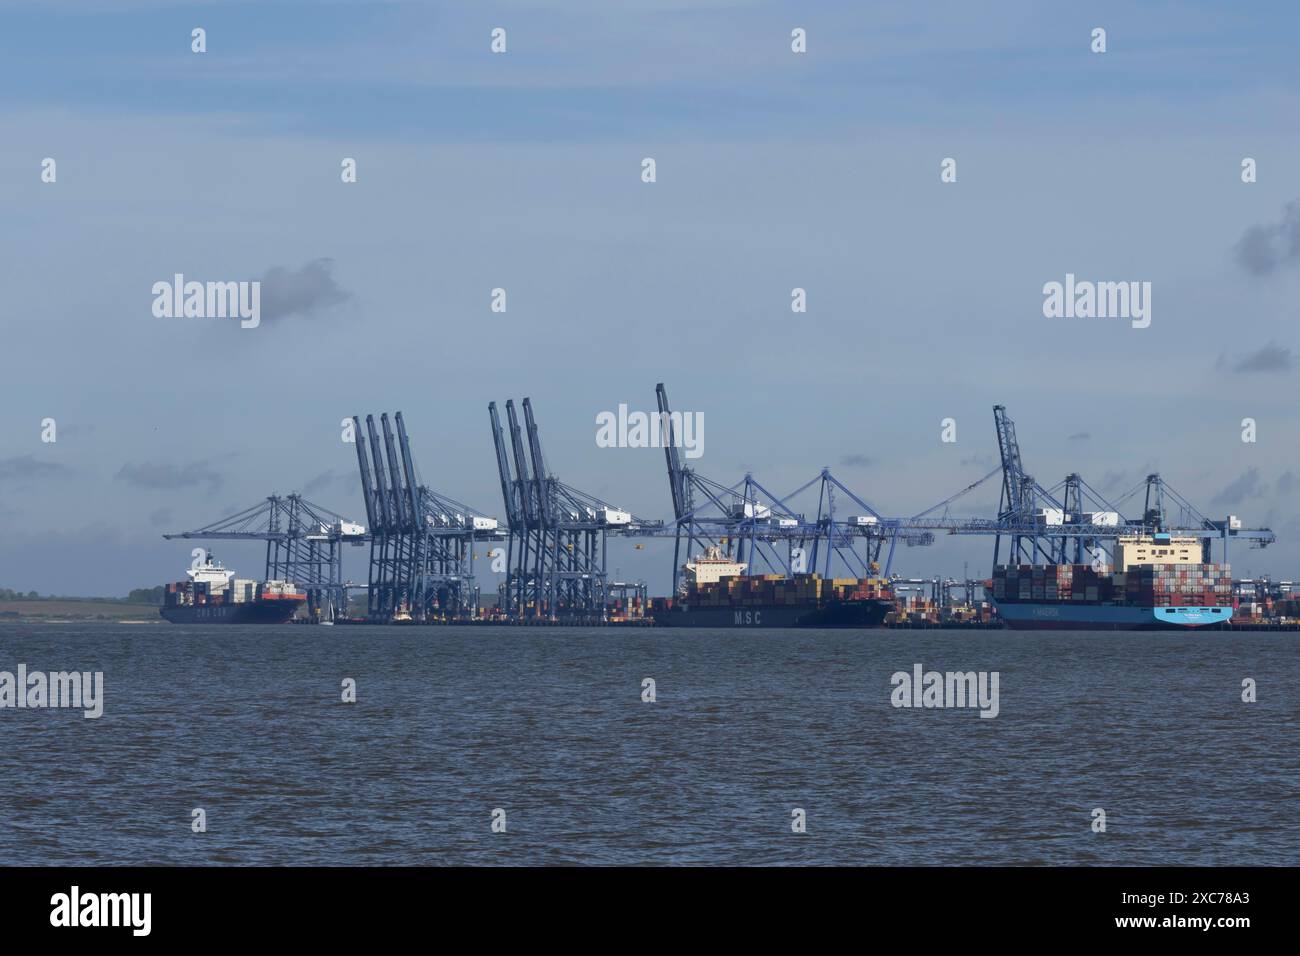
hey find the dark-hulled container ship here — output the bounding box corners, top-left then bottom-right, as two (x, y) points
(161, 553), (306, 624)
(651, 547), (894, 628)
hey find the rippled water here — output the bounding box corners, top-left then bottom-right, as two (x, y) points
(0, 623), (1295, 865)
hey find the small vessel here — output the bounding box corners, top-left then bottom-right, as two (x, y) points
(652, 547), (894, 628)
(160, 553), (306, 624)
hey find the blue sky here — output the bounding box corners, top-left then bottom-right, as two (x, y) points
(2, 0), (1300, 594)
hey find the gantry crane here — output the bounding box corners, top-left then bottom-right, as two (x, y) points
(489, 397), (660, 621)
(352, 411), (503, 622)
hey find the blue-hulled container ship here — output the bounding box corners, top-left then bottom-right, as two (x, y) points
(989, 536), (1235, 630)
(992, 601), (1233, 630)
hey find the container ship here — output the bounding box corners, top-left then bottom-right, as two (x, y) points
(161, 553), (306, 624)
(989, 534), (1234, 630)
(651, 547), (894, 628)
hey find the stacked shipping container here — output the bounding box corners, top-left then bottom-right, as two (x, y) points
(1123, 565), (1233, 607)
(991, 563), (1232, 607)
(664, 573), (894, 609)
(164, 578), (304, 608)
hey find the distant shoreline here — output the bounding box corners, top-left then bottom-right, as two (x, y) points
(0, 600), (162, 623)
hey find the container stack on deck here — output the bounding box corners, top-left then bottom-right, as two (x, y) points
(651, 573), (893, 612)
(991, 563), (1232, 607)
(1123, 565), (1232, 607)
(164, 578), (300, 609)
(691, 572), (894, 608)
(992, 564), (1111, 602)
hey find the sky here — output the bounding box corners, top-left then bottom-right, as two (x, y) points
(2, 0), (1300, 596)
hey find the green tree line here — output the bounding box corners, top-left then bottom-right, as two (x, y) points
(1, 586), (165, 604)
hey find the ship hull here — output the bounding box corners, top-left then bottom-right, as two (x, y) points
(993, 600), (1233, 630)
(653, 599), (892, 629)
(160, 599), (301, 624)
